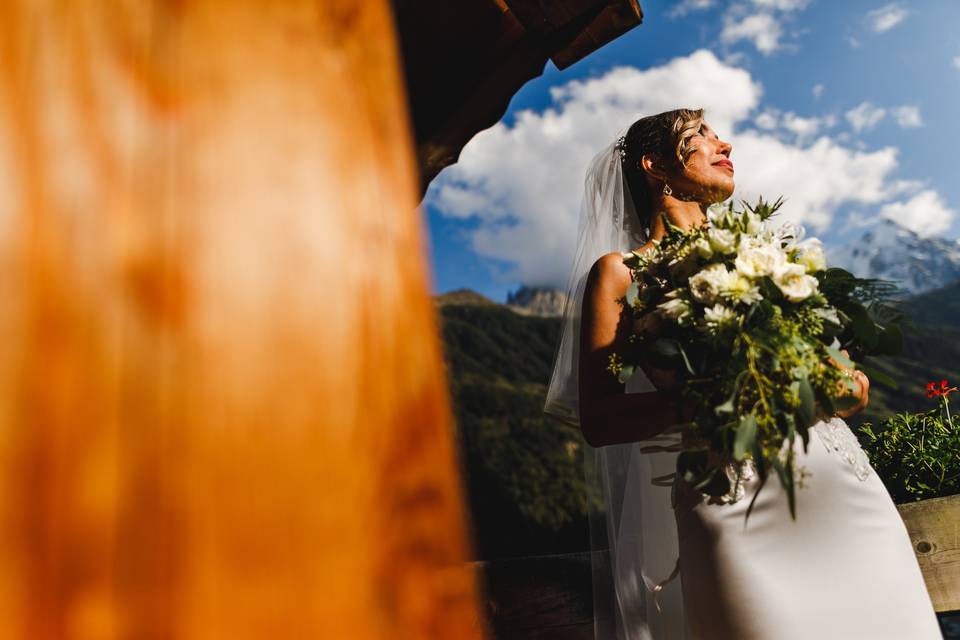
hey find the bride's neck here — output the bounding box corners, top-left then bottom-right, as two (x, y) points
(646, 198), (708, 243)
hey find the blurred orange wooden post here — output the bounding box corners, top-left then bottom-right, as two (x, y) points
(0, 1), (485, 638)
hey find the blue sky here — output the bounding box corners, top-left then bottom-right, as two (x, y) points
(423, 0), (960, 302)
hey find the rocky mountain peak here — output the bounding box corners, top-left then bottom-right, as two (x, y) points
(505, 286), (568, 317)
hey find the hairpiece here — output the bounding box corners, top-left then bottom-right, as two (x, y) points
(614, 135), (627, 160)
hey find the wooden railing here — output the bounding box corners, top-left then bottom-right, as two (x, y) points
(471, 499), (960, 640)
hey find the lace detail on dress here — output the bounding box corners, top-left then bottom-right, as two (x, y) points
(813, 415), (874, 481)
(707, 457), (758, 505)
(681, 416), (872, 506)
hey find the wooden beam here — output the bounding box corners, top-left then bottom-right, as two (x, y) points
(0, 1), (485, 636)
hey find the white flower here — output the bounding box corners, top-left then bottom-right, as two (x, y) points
(707, 228), (737, 254)
(707, 203), (732, 227)
(688, 263), (729, 304)
(694, 236), (714, 259)
(794, 238), (826, 273)
(734, 241), (787, 279)
(745, 212), (764, 235)
(772, 262), (819, 302)
(719, 271), (763, 305)
(772, 221), (805, 249)
(657, 296), (691, 323)
(704, 303), (737, 327)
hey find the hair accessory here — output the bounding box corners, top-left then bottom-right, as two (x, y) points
(662, 183), (673, 197)
(614, 135), (627, 159)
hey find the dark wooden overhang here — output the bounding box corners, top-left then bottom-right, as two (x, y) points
(391, 0), (644, 197)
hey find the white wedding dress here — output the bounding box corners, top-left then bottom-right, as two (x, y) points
(624, 371), (943, 640)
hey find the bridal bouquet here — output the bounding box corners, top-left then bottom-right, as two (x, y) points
(608, 197), (904, 521)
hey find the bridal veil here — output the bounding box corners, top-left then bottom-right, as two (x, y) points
(544, 132), (689, 639)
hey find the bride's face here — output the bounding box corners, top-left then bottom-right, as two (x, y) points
(659, 121), (735, 204)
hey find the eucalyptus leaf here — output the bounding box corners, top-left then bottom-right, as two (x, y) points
(734, 413), (757, 461)
(855, 362), (898, 390)
(797, 376), (816, 428)
(825, 345), (853, 369)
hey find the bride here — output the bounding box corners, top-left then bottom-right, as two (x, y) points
(544, 108), (942, 639)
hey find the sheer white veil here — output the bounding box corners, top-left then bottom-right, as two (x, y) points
(544, 128), (690, 639)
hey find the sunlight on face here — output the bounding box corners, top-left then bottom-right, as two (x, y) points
(678, 121), (735, 204)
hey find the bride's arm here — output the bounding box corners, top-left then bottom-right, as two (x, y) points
(577, 253), (692, 448)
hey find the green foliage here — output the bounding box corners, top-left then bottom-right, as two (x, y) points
(439, 304), (597, 560)
(858, 403), (960, 503)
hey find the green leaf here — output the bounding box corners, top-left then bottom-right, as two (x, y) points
(855, 362), (899, 390)
(825, 345), (853, 369)
(676, 341), (696, 375)
(771, 457), (797, 521)
(875, 323), (903, 356)
(833, 394), (860, 411)
(841, 301), (878, 350)
(734, 413), (757, 461)
(797, 376), (816, 428)
(617, 365), (635, 384)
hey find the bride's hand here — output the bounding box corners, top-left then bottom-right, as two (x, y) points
(824, 349), (870, 419)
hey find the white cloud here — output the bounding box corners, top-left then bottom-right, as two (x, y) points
(669, 0), (715, 18)
(812, 83), (825, 100)
(952, 55), (960, 70)
(428, 50), (947, 287)
(879, 190), (956, 236)
(846, 33), (863, 48)
(891, 105), (923, 128)
(755, 109), (779, 130)
(782, 112), (824, 140)
(845, 102), (886, 132)
(751, 0), (809, 10)
(867, 3), (909, 33)
(722, 13), (783, 55)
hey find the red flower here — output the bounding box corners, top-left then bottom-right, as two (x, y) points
(927, 379), (958, 399)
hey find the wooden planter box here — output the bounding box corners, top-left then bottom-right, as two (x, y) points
(897, 493), (960, 612)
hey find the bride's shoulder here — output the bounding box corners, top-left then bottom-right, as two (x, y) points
(590, 243), (655, 285)
(588, 251), (632, 294)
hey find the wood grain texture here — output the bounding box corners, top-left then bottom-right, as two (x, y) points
(0, 1), (485, 637)
(898, 494), (960, 612)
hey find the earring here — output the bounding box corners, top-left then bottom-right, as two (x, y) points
(662, 183), (673, 197)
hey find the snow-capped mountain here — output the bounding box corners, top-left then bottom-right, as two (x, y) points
(826, 218), (960, 294)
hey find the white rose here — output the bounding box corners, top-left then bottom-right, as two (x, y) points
(707, 228), (737, 254)
(688, 263), (729, 304)
(794, 238), (826, 273)
(773, 262), (819, 302)
(707, 203), (731, 227)
(745, 212), (764, 235)
(694, 236), (714, 259)
(735, 242), (787, 278)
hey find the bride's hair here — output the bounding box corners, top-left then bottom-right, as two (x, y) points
(621, 108), (705, 230)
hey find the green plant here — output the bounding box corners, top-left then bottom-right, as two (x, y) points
(858, 379), (960, 503)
